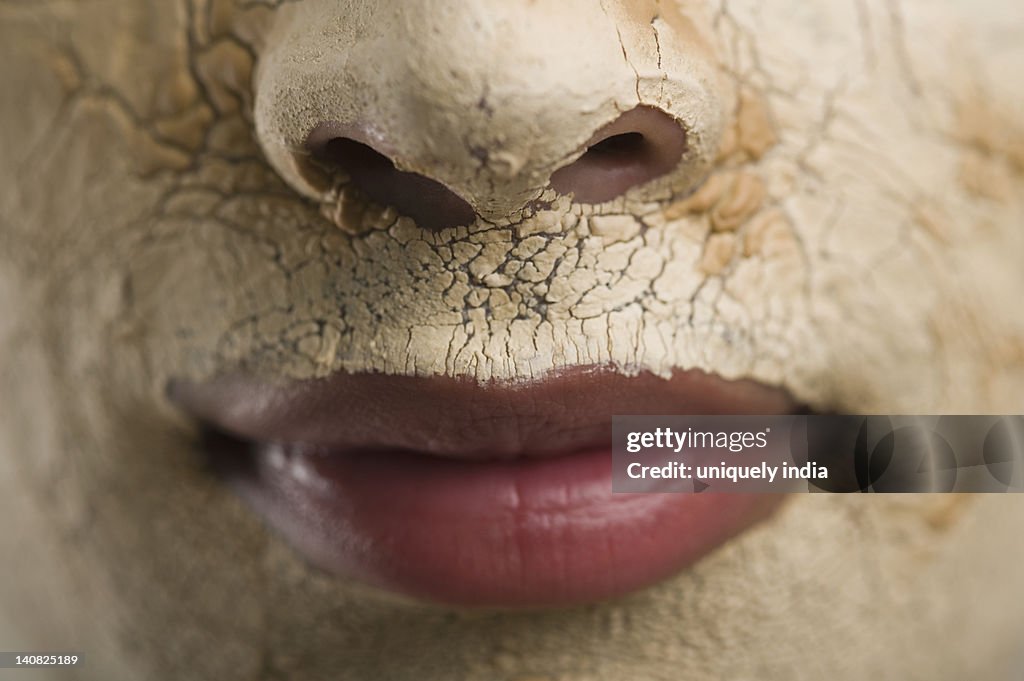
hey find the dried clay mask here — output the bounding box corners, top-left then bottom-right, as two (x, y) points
(1, 1), (1023, 680)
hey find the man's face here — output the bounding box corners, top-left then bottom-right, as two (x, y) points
(1, 1), (1023, 679)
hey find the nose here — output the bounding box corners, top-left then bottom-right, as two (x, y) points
(304, 107), (687, 230)
(255, 0), (722, 230)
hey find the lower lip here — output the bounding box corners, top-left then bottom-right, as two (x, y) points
(208, 433), (785, 608)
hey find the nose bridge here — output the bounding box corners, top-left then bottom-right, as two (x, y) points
(255, 0), (723, 222)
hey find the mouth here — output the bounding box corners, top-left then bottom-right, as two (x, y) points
(170, 367), (799, 608)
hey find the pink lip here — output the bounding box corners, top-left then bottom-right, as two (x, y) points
(171, 368), (797, 607)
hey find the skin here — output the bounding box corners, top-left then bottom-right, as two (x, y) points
(1, 0), (1024, 679)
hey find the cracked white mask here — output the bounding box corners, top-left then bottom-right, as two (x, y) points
(1, 0), (1024, 680)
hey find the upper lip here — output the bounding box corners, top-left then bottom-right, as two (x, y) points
(168, 366), (801, 458)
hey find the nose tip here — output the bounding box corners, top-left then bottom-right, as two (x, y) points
(306, 126), (477, 232)
(550, 107), (688, 204)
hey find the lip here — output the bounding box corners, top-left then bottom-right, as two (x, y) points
(171, 367), (797, 607)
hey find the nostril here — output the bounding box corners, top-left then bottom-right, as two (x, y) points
(307, 133), (476, 232)
(550, 106), (688, 204)
(584, 132), (647, 159)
